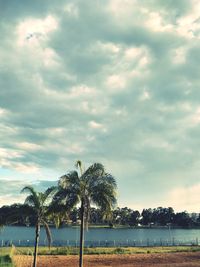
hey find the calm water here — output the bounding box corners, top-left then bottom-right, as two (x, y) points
(1, 226), (200, 246)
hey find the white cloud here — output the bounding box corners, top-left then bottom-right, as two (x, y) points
(11, 163), (40, 174)
(0, 194), (25, 206)
(172, 47), (188, 64)
(144, 12), (173, 33)
(67, 143), (84, 154)
(16, 15), (58, 47)
(99, 42), (120, 54)
(0, 148), (23, 161)
(0, 108), (9, 116)
(140, 90), (150, 101)
(125, 47), (142, 60)
(89, 120), (106, 130)
(183, 107), (200, 127)
(64, 3), (79, 18)
(69, 85), (97, 98)
(15, 142), (42, 152)
(106, 74), (126, 91)
(108, 0), (137, 18)
(168, 183), (200, 212)
(176, 0), (200, 39)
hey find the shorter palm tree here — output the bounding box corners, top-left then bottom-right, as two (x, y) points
(21, 186), (55, 267)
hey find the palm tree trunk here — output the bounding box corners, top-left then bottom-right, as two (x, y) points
(33, 222), (40, 267)
(79, 200), (85, 267)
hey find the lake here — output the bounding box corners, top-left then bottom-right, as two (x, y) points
(1, 226), (200, 247)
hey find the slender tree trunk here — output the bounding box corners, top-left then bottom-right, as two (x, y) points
(79, 200), (85, 267)
(33, 222), (40, 267)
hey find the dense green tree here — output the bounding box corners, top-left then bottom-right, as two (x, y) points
(173, 211), (192, 227)
(129, 210), (140, 226)
(89, 208), (103, 224)
(1, 204), (199, 229)
(0, 203), (34, 226)
(141, 208), (153, 225)
(69, 207), (79, 223)
(119, 207), (132, 225)
(152, 207), (174, 226)
(53, 161), (117, 267)
(112, 207), (140, 226)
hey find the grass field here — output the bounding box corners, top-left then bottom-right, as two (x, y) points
(0, 248), (14, 267)
(0, 255), (13, 267)
(2, 246), (200, 267)
(3, 245), (200, 256)
(1, 245), (200, 267)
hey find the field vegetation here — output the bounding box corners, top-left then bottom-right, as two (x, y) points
(2, 245), (200, 256)
(0, 247), (14, 267)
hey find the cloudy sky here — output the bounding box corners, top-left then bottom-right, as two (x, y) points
(1, 0), (200, 212)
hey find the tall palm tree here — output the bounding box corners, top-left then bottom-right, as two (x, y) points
(53, 161), (117, 267)
(21, 186), (55, 267)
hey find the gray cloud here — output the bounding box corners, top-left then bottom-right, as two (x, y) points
(1, 0), (200, 211)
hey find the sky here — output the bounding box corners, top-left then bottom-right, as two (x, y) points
(1, 0), (200, 212)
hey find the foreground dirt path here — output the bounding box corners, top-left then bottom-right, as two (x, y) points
(13, 252), (200, 267)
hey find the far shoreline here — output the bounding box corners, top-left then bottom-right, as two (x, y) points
(4, 224), (200, 230)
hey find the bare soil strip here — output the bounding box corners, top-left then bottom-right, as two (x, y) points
(13, 252), (200, 267)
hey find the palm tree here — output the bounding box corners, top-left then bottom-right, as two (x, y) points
(53, 161), (117, 267)
(21, 186), (55, 267)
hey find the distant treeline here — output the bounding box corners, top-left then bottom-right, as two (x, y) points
(0, 204), (199, 228)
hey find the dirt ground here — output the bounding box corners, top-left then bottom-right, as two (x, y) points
(13, 252), (200, 267)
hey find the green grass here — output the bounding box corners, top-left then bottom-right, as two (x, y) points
(0, 255), (13, 267)
(0, 248), (14, 267)
(5, 245), (200, 256)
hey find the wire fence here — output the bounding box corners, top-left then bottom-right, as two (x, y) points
(1, 238), (199, 247)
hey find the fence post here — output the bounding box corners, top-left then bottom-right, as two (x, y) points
(1, 240), (3, 247)
(196, 238), (198, 246)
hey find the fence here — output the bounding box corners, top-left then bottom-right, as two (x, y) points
(0, 238), (199, 247)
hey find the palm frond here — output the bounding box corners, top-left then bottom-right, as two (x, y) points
(42, 220), (52, 249)
(82, 163), (105, 181)
(59, 171), (79, 189)
(102, 173), (117, 188)
(51, 187), (80, 213)
(88, 173), (117, 190)
(41, 186), (57, 205)
(49, 211), (68, 228)
(45, 186), (57, 197)
(90, 182), (117, 211)
(101, 208), (113, 221)
(75, 160), (84, 175)
(21, 186), (40, 209)
(24, 195), (37, 207)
